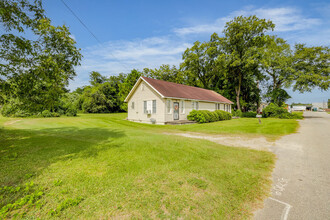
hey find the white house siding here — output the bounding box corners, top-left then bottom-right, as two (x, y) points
(127, 81), (166, 124)
(164, 99), (232, 122)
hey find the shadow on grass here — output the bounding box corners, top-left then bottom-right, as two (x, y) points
(0, 127), (125, 187)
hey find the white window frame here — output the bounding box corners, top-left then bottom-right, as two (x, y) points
(144, 100), (153, 114)
(131, 101), (135, 109)
(192, 101), (199, 110)
(180, 100), (185, 114)
(167, 100), (172, 114)
(152, 100), (156, 114)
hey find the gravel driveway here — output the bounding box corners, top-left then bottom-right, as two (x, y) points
(255, 111), (330, 220)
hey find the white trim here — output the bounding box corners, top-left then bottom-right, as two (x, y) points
(124, 77), (143, 102)
(141, 77), (164, 98)
(124, 77), (165, 102)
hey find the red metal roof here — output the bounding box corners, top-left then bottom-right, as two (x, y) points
(141, 76), (233, 104)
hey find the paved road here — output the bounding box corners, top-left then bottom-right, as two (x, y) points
(255, 112), (330, 220)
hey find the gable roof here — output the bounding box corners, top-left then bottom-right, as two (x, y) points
(125, 76), (234, 104)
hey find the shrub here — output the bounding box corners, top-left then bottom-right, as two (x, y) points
(242, 111), (257, 118)
(232, 109), (242, 117)
(188, 110), (231, 123)
(262, 103), (303, 119)
(41, 110), (52, 117)
(65, 107), (77, 117)
(262, 103), (287, 118)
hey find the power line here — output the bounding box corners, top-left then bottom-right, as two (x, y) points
(60, 0), (101, 44)
(60, 0), (132, 73)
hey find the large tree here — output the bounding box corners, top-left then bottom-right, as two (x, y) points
(181, 33), (225, 89)
(261, 36), (293, 105)
(292, 44), (330, 92)
(0, 0), (81, 116)
(222, 15), (274, 110)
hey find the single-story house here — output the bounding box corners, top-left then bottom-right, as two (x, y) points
(124, 76), (234, 125)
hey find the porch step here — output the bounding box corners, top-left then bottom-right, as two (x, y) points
(165, 120), (196, 125)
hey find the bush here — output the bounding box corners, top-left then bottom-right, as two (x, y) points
(232, 109), (242, 117)
(242, 111), (257, 118)
(188, 110), (232, 123)
(65, 107), (77, 117)
(41, 110), (52, 117)
(262, 103), (303, 119)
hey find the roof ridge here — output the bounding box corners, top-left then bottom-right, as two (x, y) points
(141, 76), (217, 92)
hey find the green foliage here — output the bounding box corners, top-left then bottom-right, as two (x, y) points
(188, 110), (231, 123)
(49, 197), (83, 216)
(293, 44), (330, 92)
(144, 65), (185, 84)
(0, 181), (44, 219)
(232, 109), (243, 117)
(262, 103), (303, 119)
(261, 36), (293, 105)
(0, 0), (82, 116)
(262, 103), (287, 118)
(89, 71), (107, 86)
(242, 112), (257, 118)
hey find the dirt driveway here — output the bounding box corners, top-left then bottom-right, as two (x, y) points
(255, 111), (330, 220)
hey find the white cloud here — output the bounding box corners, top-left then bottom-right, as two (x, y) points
(69, 6), (328, 90)
(173, 17), (229, 36)
(174, 7), (322, 36)
(70, 36), (191, 90)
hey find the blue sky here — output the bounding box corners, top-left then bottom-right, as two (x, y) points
(43, 0), (330, 103)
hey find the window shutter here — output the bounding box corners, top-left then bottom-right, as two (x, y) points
(196, 102), (199, 110)
(152, 100), (156, 113)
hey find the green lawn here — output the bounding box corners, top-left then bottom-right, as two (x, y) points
(0, 113), (290, 219)
(89, 113), (300, 141)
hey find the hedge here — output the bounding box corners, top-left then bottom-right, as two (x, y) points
(262, 103), (303, 119)
(241, 111), (257, 118)
(188, 110), (232, 123)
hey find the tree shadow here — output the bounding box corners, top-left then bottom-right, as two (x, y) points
(303, 115), (324, 119)
(0, 126), (126, 187)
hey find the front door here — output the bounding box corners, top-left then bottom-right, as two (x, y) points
(173, 102), (179, 120)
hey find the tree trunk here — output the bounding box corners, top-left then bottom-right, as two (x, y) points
(235, 71), (242, 110)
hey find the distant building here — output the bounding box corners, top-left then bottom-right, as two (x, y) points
(292, 106), (307, 111)
(312, 102), (327, 111)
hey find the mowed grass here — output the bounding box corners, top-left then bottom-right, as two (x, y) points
(168, 118), (299, 141)
(90, 113), (300, 141)
(0, 114), (278, 219)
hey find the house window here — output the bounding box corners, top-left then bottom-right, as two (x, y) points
(215, 103), (220, 110)
(180, 100), (185, 114)
(141, 84), (145, 91)
(131, 101), (135, 109)
(192, 101), (199, 110)
(167, 100), (171, 114)
(152, 100), (156, 113)
(144, 101), (147, 114)
(144, 100), (154, 114)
